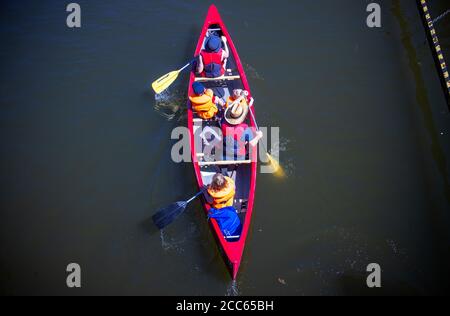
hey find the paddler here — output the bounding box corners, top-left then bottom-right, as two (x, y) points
(196, 35), (229, 78)
(225, 89), (248, 109)
(203, 173), (236, 209)
(189, 82), (225, 120)
(203, 173), (241, 237)
(222, 90), (263, 160)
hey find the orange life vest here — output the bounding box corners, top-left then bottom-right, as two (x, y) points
(207, 177), (236, 209)
(225, 96), (248, 109)
(189, 89), (218, 120)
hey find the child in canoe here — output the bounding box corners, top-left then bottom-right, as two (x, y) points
(222, 89), (263, 160)
(203, 173), (235, 209)
(203, 173), (241, 237)
(189, 82), (225, 120)
(224, 89), (248, 109)
(196, 35), (229, 78)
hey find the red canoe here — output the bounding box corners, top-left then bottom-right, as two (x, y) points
(187, 4), (257, 280)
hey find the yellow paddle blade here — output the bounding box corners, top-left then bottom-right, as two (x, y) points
(266, 153), (285, 178)
(151, 70), (180, 94)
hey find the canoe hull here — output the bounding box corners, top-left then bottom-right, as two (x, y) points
(187, 4), (257, 280)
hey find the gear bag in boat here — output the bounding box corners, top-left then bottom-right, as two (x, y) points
(208, 206), (241, 237)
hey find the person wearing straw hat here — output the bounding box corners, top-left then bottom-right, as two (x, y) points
(225, 89), (248, 109)
(222, 90), (263, 160)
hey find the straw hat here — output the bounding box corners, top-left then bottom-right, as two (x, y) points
(224, 98), (249, 125)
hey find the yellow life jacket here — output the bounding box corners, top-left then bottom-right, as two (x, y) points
(225, 96), (248, 109)
(207, 177), (236, 209)
(189, 89), (218, 120)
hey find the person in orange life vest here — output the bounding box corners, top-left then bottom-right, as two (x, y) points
(196, 35), (229, 78)
(189, 82), (225, 120)
(222, 91), (263, 160)
(225, 89), (249, 109)
(203, 173), (235, 209)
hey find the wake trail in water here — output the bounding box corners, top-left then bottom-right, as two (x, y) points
(154, 89), (186, 121)
(159, 229), (186, 253)
(263, 136), (295, 178)
(226, 280), (239, 296)
(243, 62), (264, 81)
(277, 137), (296, 178)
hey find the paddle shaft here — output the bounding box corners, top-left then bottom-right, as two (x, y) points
(186, 191), (203, 204)
(178, 62), (191, 73)
(248, 105), (260, 131)
(248, 104), (269, 153)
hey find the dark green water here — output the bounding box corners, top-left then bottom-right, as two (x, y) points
(1, 0), (449, 295)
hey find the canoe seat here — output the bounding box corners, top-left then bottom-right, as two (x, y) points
(198, 160), (252, 166)
(224, 235), (240, 241)
(193, 117), (218, 124)
(194, 75), (240, 82)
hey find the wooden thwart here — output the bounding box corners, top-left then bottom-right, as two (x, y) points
(194, 75), (240, 82)
(198, 159), (252, 166)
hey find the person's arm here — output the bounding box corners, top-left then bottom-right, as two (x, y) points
(197, 55), (204, 74)
(215, 98), (225, 107)
(221, 36), (230, 59)
(207, 89), (225, 106)
(202, 185), (214, 204)
(249, 130), (263, 147)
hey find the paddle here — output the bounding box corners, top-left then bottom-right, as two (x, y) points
(152, 191), (203, 229)
(151, 60), (193, 94)
(247, 100), (284, 176)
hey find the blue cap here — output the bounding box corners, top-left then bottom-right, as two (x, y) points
(192, 82), (205, 95)
(206, 36), (221, 52)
